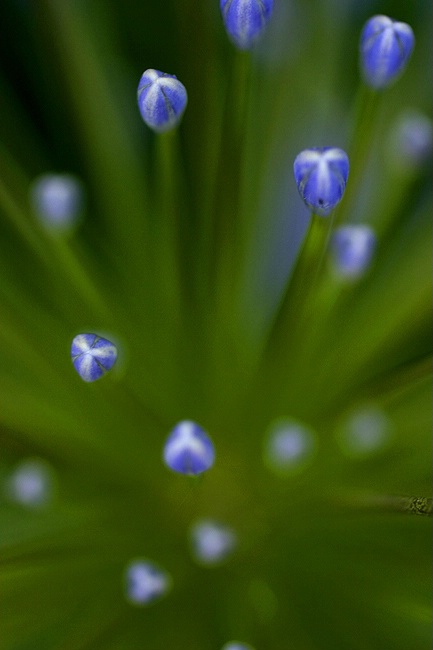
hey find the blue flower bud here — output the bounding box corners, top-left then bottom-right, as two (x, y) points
(71, 333), (117, 382)
(330, 225), (376, 280)
(124, 559), (171, 606)
(264, 419), (317, 476)
(221, 643), (255, 650)
(360, 15), (415, 90)
(293, 147), (349, 216)
(137, 69), (188, 133)
(163, 420), (215, 475)
(336, 406), (393, 458)
(220, 0), (273, 50)
(190, 519), (236, 565)
(30, 174), (84, 232)
(389, 110), (433, 169)
(5, 458), (54, 508)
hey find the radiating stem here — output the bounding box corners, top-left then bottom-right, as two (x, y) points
(335, 494), (433, 517)
(262, 212), (333, 363)
(335, 85), (380, 225)
(212, 50), (251, 307)
(154, 130), (183, 323)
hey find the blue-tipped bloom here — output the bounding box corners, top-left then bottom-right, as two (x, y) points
(264, 419), (316, 476)
(163, 420), (215, 475)
(293, 147), (349, 216)
(71, 333), (117, 382)
(124, 559), (171, 606)
(220, 0), (273, 50)
(331, 225), (376, 280)
(30, 173), (84, 232)
(360, 15), (415, 90)
(137, 69), (187, 133)
(190, 519), (236, 565)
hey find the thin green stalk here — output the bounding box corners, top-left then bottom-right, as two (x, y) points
(0, 171), (112, 322)
(334, 494), (432, 517)
(48, 235), (112, 321)
(0, 178), (49, 261)
(212, 50), (252, 307)
(261, 212), (333, 364)
(335, 85), (380, 225)
(154, 130), (183, 324)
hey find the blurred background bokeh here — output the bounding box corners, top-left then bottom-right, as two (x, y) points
(0, 1), (431, 649)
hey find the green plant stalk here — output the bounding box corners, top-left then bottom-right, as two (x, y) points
(263, 212), (333, 364)
(213, 50), (251, 309)
(335, 84), (380, 225)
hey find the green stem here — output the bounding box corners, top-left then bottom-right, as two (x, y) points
(212, 50), (251, 307)
(336, 494), (433, 517)
(0, 178), (48, 261)
(335, 85), (380, 225)
(0, 174), (111, 322)
(262, 212), (333, 363)
(154, 131), (183, 322)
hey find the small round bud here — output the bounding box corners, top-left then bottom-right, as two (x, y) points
(330, 225), (376, 280)
(163, 420), (215, 475)
(190, 519), (236, 565)
(360, 15), (415, 90)
(293, 147), (349, 216)
(5, 458), (54, 508)
(220, 0), (273, 50)
(221, 643), (255, 650)
(264, 419), (317, 476)
(30, 174), (84, 232)
(137, 69), (187, 133)
(124, 559), (171, 606)
(71, 333), (118, 382)
(388, 110), (433, 170)
(336, 406), (392, 458)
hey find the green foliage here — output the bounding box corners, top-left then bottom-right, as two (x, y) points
(0, 1), (431, 648)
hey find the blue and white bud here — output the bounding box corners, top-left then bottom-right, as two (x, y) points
(124, 560), (171, 606)
(389, 110), (433, 169)
(137, 69), (187, 133)
(264, 419), (316, 476)
(30, 174), (84, 232)
(360, 15), (415, 90)
(163, 420), (215, 475)
(220, 0), (273, 50)
(71, 333), (117, 382)
(293, 147), (349, 216)
(221, 643), (255, 650)
(337, 406), (392, 458)
(5, 458), (54, 508)
(330, 225), (376, 280)
(190, 519), (236, 565)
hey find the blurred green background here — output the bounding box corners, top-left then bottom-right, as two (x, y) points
(0, 1), (431, 649)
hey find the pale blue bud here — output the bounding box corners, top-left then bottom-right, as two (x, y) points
(5, 458), (54, 508)
(360, 15), (415, 89)
(124, 559), (171, 606)
(137, 69), (187, 133)
(264, 419), (317, 475)
(71, 333), (118, 382)
(293, 147), (349, 216)
(30, 174), (84, 232)
(337, 406), (392, 458)
(331, 225), (376, 280)
(220, 0), (274, 50)
(163, 421), (215, 475)
(190, 519), (236, 565)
